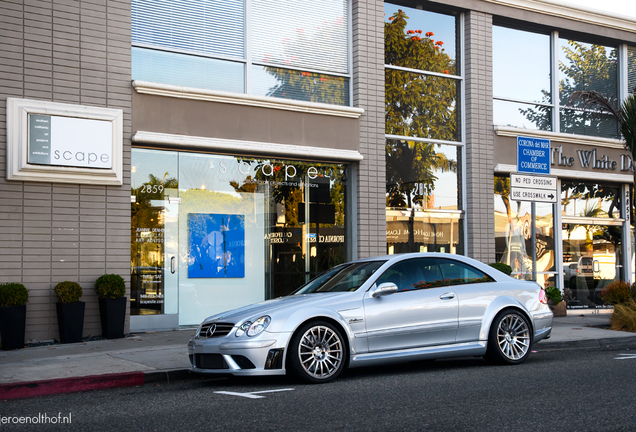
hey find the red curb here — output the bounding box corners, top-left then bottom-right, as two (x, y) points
(0, 372), (146, 400)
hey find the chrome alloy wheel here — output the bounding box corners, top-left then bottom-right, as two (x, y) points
(298, 325), (343, 379)
(496, 313), (531, 360)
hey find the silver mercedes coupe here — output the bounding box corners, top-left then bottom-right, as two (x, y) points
(188, 253), (553, 383)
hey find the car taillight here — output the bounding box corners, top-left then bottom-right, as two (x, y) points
(539, 289), (548, 304)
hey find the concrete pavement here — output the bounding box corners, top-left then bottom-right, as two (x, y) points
(1, 312), (636, 400)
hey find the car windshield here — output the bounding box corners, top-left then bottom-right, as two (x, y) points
(291, 261), (386, 294)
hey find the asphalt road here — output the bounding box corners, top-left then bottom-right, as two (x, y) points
(2, 345), (636, 432)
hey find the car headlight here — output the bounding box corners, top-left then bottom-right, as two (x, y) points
(247, 316), (271, 337)
(235, 321), (251, 337)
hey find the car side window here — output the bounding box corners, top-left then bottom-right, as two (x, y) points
(375, 258), (444, 292)
(437, 258), (494, 286)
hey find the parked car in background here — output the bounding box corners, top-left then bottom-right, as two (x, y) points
(188, 253), (553, 383)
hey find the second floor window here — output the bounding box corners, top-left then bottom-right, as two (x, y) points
(132, 0), (350, 105)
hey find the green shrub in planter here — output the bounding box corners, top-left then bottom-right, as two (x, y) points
(54, 281), (83, 303)
(0, 282), (29, 307)
(95, 274), (126, 299)
(545, 286), (563, 305)
(488, 262), (512, 276)
(0, 283), (29, 350)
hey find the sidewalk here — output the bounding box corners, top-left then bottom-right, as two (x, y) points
(2, 313), (636, 400)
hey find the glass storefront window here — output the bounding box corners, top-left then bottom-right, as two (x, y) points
(386, 209), (462, 255)
(384, 4), (463, 256)
(386, 142), (461, 255)
(131, 149), (348, 325)
(386, 141), (460, 211)
(562, 223), (622, 309)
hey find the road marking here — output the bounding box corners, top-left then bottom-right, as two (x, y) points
(614, 354), (636, 360)
(214, 388), (294, 399)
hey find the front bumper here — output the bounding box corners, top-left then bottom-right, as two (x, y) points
(188, 332), (292, 376)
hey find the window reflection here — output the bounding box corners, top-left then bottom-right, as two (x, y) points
(561, 181), (621, 219)
(386, 70), (459, 141)
(252, 66), (349, 105)
(386, 140), (459, 210)
(493, 26), (550, 103)
(558, 39), (619, 138)
(493, 100), (552, 131)
(384, 4), (458, 71)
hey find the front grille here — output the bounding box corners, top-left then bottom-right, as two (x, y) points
(195, 354), (229, 370)
(199, 322), (234, 338)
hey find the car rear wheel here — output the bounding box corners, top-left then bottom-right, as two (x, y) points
(485, 309), (531, 365)
(288, 321), (346, 384)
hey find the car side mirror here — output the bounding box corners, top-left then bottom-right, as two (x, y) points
(371, 282), (398, 298)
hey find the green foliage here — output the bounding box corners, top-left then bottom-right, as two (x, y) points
(95, 274), (126, 299)
(620, 94), (636, 160)
(522, 41), (619, 136)
(600, 280), (635, 305)
(610, 299), (636, 333)
(544, 286), (563, 304)
(489, 262), (512, 275)
(54, 281), (83, 303)
(0, 283), (29, 307)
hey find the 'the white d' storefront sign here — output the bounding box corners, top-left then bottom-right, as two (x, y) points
(6, 98), (123, 185)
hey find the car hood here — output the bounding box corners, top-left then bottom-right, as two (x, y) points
(203, 293), (350, 324)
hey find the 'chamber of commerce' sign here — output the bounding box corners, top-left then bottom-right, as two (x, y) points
(28, 115), (112, 169)
(517, 136), (550, 175)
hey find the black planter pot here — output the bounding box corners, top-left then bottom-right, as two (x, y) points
(0, 305), (27, 350)
(56, 301), (85, 344)
(98, 297), (126, 339)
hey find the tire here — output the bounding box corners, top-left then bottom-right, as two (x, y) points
(288, 320), (346, 384)
(484, 309), (532, 365)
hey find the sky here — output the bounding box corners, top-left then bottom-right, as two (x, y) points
(557, 0), (636, 20)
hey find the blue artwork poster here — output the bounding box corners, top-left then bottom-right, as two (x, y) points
(188, 213), (245, 278)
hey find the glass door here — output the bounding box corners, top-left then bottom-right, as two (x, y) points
(130, 149), (179, 331)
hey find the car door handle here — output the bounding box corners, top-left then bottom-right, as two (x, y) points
(440, 293), (455, 300)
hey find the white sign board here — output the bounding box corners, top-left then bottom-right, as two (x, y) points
(29, 115), (112, 168)
(6, 98), (123, 185)
(510, 173), (558, 203)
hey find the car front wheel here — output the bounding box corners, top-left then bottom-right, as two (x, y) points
(485, 309), (532, 365)
(288, 321), (346, 384)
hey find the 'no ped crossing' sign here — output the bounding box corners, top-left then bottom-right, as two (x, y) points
(517, 136), (550, 175)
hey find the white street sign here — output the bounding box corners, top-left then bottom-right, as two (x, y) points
(510, 173), (558, 203)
